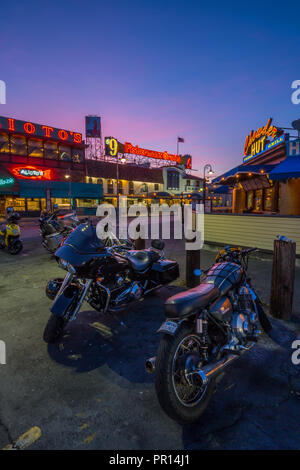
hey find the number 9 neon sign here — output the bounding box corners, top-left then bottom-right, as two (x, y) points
(105, 137), (119, 156)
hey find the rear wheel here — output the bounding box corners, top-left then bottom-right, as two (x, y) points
(9, 239), (23, 255)
(43, 314), (66, 343)
(155, 322), (215, 424)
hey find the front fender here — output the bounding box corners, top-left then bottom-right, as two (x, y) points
(50, 285), (79, 317)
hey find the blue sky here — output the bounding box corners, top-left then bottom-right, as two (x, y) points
(1, 0), (300, 175)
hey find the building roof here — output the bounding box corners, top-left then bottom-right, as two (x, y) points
(182, 174), (204, 181)
(212, 164), (277, 185)
(86, 160), (163, 183)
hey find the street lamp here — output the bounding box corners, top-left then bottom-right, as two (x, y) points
(203, 164), (214, 213)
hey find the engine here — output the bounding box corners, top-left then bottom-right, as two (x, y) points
(231, 286), (260, 343)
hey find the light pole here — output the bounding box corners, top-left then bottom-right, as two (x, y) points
(65, 172), (72, 210)
(116, 154), (127, 215)
(203, 164), (214, 213)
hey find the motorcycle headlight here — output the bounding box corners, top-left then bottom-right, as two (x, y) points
(58, 258), (76, 274)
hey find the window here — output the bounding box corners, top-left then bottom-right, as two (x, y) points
(0, 133), (10, 153)
(196, 181), (200, 187)
(264, 188), (273, 211)
(44, 142), (58, 160)
(10, 135), (27, 155)
(167, 170), (179, 190)
(27, 198), (41, 211)
(88, 177), (93, 184)
(107, 180), (114, 194)
(59, 145), (71, 161)
(97, 178), (103, 185)
(186, 179), (190, 186)
(154, 183), (159, 191)
(129, 181), (134, 194)
(118, 180), (123, 194)
(72, 148), (84, 163)
(28, 138), (43, 158)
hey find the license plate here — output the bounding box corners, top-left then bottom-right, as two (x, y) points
(157, 320), (178, 335)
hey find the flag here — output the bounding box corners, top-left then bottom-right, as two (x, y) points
(177, 137), (184, 143)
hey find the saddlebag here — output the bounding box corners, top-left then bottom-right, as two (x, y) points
(151, 259), (179, 284)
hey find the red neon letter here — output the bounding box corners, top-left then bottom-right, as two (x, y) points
(58, 129), (68, 141)
(42, 126), (54, 138)
(73, 133), (82, 143)
(24, 122), (36, 134)
(8, 118), (15, 132)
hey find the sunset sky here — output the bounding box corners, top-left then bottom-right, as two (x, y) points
(1, 0), (300, 176)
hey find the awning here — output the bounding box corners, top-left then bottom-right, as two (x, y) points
(19, 180), (103, 199)
(269, 156), (300, 182)
(212, 164), (277, 185)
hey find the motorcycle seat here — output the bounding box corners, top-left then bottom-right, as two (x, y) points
(165, 283), (220, 318)
(126, 249), (160, 271)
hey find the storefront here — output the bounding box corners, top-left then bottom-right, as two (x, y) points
(213, 118), (300, 216)
(0, 116), (102, 216)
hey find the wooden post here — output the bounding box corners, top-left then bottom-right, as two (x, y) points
(186, 241), (201, 288)
(185, 210), (201, 288)
(270, 239), (296, 320)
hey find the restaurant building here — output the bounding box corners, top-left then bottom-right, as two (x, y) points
(0, 116), (102, 216)
(86, 160), (204, 207)
(213, 118), (300, 216)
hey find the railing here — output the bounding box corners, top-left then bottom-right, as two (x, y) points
(203, 213), (300, 255)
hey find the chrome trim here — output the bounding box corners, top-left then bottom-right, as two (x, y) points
(96, 281), (111, 314)
(69, 279), (92, 321)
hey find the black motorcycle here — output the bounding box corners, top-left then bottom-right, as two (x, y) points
(43, 222), (179, 343)
(146, 245), (272, 424)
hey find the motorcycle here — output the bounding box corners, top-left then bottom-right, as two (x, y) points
(43, 221), (179, 343)
(146, 245), (272, 424)
(0, 212), (23, 255)
(39, 210), (80, 253)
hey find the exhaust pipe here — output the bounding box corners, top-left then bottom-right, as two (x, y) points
(196, 342), (255, 385)
(145, 356), (156, 374)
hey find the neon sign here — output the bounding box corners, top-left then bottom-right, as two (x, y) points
(243, 118), (283, 158)
(0, 116), (82, 144)
(0, 176), (14, 187)
(11, 165), (53, 180)
(243, 135), (285, 163)
(124, 142), (181, 163)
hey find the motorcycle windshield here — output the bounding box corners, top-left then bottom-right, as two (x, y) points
(55, 223), (106, 266)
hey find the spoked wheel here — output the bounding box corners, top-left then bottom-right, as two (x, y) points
(8, 240), (23, 255)
(155, 322), (215, 424)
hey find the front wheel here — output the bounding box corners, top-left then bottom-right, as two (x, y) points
(43, 314), (66, 343)
(154, 322), (215, 424)
(9, 239), (23, 255)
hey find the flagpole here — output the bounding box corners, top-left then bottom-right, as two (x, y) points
(177, 138), (179, 156)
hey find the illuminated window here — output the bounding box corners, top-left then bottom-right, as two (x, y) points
(107, 180), (114, 194)
(27, 198), (41, 211)
(129, 181), (134, 193)
(28, 138), (43, 158)
(45, 142), (58, 160)
(0, 133), (10, 153)
(59, 145), (71, 161)
(97, 178), (103, 186)
(72, 148), (84, 163)
(118, 180), (123, 194)
(10, 135), (27, 155)
(44, 142), (59, 159)
(154, 183), (159, 191)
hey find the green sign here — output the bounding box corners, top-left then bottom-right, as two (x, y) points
(0, 176), (14, 187)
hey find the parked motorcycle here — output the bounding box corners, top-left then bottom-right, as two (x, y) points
(146, 245), (272, 424)
(0, 209), (23, 255)
(43, 222), (179, 343)
(39, 210), (79, 253)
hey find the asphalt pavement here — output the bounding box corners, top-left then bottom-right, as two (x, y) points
(0, 221), (299, 450)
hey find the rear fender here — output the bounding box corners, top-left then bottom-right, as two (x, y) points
(157, 319), (180, 336)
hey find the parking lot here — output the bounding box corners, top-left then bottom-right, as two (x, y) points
(0, 222), (300, 450)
